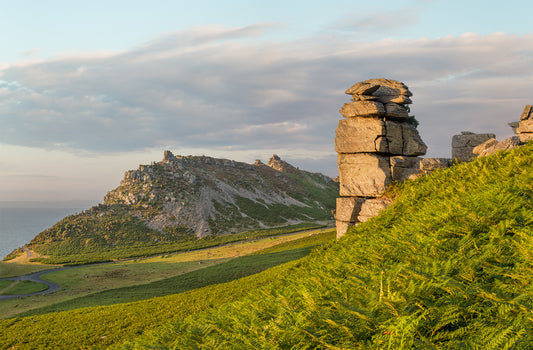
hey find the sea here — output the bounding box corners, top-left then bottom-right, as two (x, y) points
(0, 200), (98, 260)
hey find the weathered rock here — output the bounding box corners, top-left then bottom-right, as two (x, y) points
(402, 124), (427, 156)
(335, 221), (353, 239)
(519, 133), (533, 143)
(335, 118), (426, 156)
(376, 95), (412, 105)
(452, 132), (496, 161)
(390, 156), (422, 181)
(517, 120), (533, 133)
(472, 138), (499, 155)
(521, 105), (533, 120)
(345, 83), (380, 96)
(335, 197), (393, 238)
(163, 150), (175, 163)
(420, 158), (452, 174)
(338, 153), (391, 197)
(335, 197), (364, 222)
(384, 103), (409, 119)
(335, 117), (389, 154)
(509, 121), (520, 134)
(268, 154), (299, 174)
(473, 136), (520, 157)
(335, 78), (426, 238)
(345, 78), (412, 97)
(339, 101), (385, 118)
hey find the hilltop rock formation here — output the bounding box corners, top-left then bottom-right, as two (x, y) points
(335, 79), (427, 238)
(103, 152), (338, 237)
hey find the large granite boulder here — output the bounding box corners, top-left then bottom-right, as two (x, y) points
(335, 118), (426, 156)
(338, 153), (391, 197)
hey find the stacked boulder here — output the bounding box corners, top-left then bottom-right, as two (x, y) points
(335, 78), (427, 238)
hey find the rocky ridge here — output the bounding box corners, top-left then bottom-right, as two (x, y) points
(103, 152), (338, 237)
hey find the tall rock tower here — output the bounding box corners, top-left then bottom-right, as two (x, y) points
(335, 78), (427, 238)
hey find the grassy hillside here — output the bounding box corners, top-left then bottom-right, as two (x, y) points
(119, 143), (533, 349)
(25, 222), (321, 265)
(0, 229), (335, 349)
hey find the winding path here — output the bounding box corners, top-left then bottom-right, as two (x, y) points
(0, 266), (76, 301)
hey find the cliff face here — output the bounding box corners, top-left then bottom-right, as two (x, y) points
(102, 151), (338, 237)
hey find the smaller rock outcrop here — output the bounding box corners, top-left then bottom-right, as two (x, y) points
(455, 105), (532, 160)
(473, 137), (521, 158)
(510, 105), (533, 143)
(452, 132), (496, 161)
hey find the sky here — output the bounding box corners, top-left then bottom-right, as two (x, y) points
(1, 0), (532, 201)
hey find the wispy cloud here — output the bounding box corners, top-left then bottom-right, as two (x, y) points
(333, 8), (419, 34)
(1, 26), (532, 166)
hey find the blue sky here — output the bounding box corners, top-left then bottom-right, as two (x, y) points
(1, 0), (532, 201)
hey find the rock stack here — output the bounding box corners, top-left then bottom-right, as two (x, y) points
(335, 78), (427, 238)
(509, 105), (533, 143)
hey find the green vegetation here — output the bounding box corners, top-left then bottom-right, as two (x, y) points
(0, 229), (334, 349)
(118, 143), (533, 348)
(2, 247), (24, 261)
(28, 221), (323, 265)
(0, 228), (331, 320)
(0, 280), (48, 295)
(4, 142), (531, 349)
(0, 263), (60, 279)
(21, 247), (318, 316)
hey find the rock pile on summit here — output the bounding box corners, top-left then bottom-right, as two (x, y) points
(335, 78), (428, 238)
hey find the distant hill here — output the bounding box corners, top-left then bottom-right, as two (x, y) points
(15, 152), (337, 264)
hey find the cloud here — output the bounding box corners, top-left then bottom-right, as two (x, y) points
(0, 27), (532, 170)
(333, 8), (419, 34)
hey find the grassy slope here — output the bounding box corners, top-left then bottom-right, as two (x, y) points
(0, 229), (335, 349)
(122, 143), (533, 349)
(0, 280), (48, 295)
(0, 228), (329, 320)
(26, 221), (322, 265)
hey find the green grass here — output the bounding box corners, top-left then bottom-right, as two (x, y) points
(117, 142), (533, 349)
(0, 280), (48, 295)
(0, 262), (60, 279)
(0, 228), (331, 320)
(0, 229), (334, 349)
(21, 247), (316, 316)
(28, 222), (323, 265)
